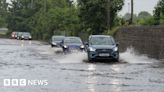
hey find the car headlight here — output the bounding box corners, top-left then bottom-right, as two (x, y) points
(52, 42), (57, 45)
(80, 45), (84, 48)
(89, 47), (96, 51)
(29, 36), (32, 38)
(64, 45), (68, 48)
(22, 36), (24, 38)
(113, 47), (118, 52)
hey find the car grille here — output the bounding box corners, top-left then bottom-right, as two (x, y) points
(96, 49), (113, 53)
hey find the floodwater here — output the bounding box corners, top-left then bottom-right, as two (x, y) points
(0, 38), (164, 92)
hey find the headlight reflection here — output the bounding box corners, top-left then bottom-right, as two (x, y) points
(87, 64), (97, 92)
(110, 65), (121, 92)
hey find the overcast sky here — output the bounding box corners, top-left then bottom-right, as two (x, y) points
(119, 0), (160, 16)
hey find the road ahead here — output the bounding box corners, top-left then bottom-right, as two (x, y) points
(0, 39), (164, 92)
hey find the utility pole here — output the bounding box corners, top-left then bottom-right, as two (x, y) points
(128, 2), (130, 13)
(107, 0), (111, 31)
(130, 0), (133, 24)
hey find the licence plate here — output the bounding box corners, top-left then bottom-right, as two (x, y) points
(71, 49), (78, 52)
(99, 53), (110, 57)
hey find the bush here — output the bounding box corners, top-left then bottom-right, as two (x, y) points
(137, 16), (155, 25)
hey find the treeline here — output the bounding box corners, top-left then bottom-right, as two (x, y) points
(122, 11), (154, 25)
(0, 0), (8, 27)
(0, 0), (125, 40)
(6, 0), (80, 40)
(122, 0), (164, 26)
(0, 0), (164, 40)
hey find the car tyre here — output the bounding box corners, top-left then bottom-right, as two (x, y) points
(113, 57), (119, 62)
(88, 55), (95, 62)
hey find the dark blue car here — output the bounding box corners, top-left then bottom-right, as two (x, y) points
(50, 36), (65, 47)
(86, 35), (119, 62)
(61, 37), (85, 53)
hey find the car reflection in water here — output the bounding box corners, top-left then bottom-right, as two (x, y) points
(21, 40), (32, 47)
(86, 64), (97, 92)
(110, 65), (121, 92)
(86, 64), (122, 92)
(21, 40), (24, 47)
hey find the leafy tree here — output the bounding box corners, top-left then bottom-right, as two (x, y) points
(160, 14), (164, 24)
(123, 13), (131, 21)
(6, 0), (80, 40)
(7, 0), (39, 32)
(123, 13), (137, 25)
(0, 0), (8, 27)
(123, 13), (137, 21)
(154, 0), (164, 25)
(136, 11), (154, 25)
(78, 0), (124, 34)
(138, 11), (151, 19)
(137, 16), (155, 25)
(31, 0), (80, 40)
(5, 0), (124, 40)
(113, 16), (126, 27)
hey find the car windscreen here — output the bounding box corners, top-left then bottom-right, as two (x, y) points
(22, 33), (31, 36)
(64, 38), (82, 45)
(90, 37), (115, 45)
(18, 32), (23, 36)
(53, 37), (64, 42)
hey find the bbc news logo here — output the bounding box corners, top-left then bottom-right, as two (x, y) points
(3, 79), (48, 87)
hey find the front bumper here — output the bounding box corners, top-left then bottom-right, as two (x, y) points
(51, 43), (61, 47)
(21, 37), (32, 40)
(63, 48), (84, 53)
(88, 51), (119, 60)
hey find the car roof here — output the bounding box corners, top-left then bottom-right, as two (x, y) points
(64, 37), (81, 41)
(89, 35), (112, 38)
(18, 32), (23, 34)
(65, 37), (80, 39)
(23, 32), (30, 33)
(18, 32), (24, 33)
(52, 35), (65, 37)
(52, 36), (65, 39)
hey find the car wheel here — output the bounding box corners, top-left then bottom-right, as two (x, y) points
(114, 58), (119, 62)
(88, 55), (94, 62)
(63, 48), (67, 54)
(88, 58), (92, 62)
(113, 53), (119, 62)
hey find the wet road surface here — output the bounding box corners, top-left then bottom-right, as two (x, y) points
(0, 38), (164, 92)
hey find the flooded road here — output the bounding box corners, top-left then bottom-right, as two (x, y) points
(0, 38), (164, 92)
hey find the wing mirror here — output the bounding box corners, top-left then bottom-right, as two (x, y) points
(60, 40), (64, 46)
(84, 42), (89, 46)
(116, 42), (119, 47)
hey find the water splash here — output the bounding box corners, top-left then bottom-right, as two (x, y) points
(53, 47), (159, 64)
(120, 48), (158, 64)
(57, 51), (87, 64)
